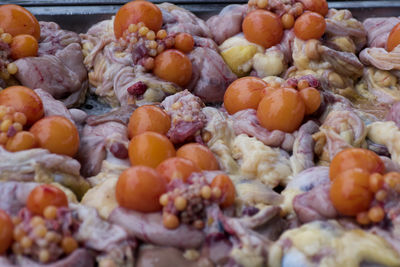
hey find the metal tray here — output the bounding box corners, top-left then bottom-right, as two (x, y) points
(0, 1), (399, 33)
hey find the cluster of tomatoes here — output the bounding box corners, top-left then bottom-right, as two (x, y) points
(329, 148), (400, 225)
(114, 1), (194, 88)
(117, 104), (235, 228)
(0, 4), (41, 72)
(0, 86), (79, 156)
(0, 184), (79, 263)
(224, 77), (321, 132)
(243, 0), (327, 49)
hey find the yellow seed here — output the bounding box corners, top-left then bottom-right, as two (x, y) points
(39, 249), (50, 263)
(159, 194), (169, 206)
(11, 216), (21, 225)
(356, 212), (370, 225)
(13, 112), (27, 126)
(139, 26), (149, 36)
(148, 49), (157, 57)
(45, 231), (61, 243)
(257, 0), (268, 9)
(7, 63), (18, 75)
(0, 133), (7, 145)
(375, 190), (387, 202)
(201, 186), (212, 199)
(174, 196), (187, 211)
(62, 236), (78, 254)
(146, 30), (156, 40)
(282, 13), (295, 29)
(13, 227), (25, 242)
(156, 29), (167, 40)
(128, 24), (138, 33)
(12, 122), (22, 132)
(43, 206), (58, 220)
(30, 216), (45, 227)
(20, 236), (33, 249)
(368, 206), (385, 223)
(212, 187), (222, 198)
(1, 33), (12, 44)
(157, 44), (165, 54)
(148, 40), (158, 49)
(34, 225), (47, 238)
(0, 119), (12, 132)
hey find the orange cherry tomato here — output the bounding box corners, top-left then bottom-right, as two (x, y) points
(387, 23), (400, 52)
(176, 143), (219, 171)
(156, 157), (200, 183)
(153, 49), (192, 87)
(114, 0), (162, 39)
(330, 168), (373, 216)
(298, 0), (329, 16)
(223, 77), (267, 115)
(10, 34), (38, 59)
(174, 33), (195, 53)
(329, 148), (385, 181)
(0, 4), (40, 40)
(128, 131), (176, 168)
(0, 209), (13, 254)
(116, 166), (167, 212)
(27, 184), (68, 216)
(29, 116), (80, 157)
(6, 131), (36, 152)
(128, 105), (171, 138)
(0, 216), (13, 251)
(294, 11), (326, 41)
(211, 174), (236, 208)
(257, 87), (305, 133)
(242, 9), (283, 49)
(299, 87), (321, 115)
(0, 86), (43, 125)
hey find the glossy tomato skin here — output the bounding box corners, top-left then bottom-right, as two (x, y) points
(10, 34), (38, 59)
(211, 174), (236, 208)
(176, 143), (219, 171)
(257, 87), (305, 133)
(330, 168), (373, 216)
(224, 77), (267, 115)
(156, 157), (200, 183)
(0, 209), (13, 254)
(30, 116), (80, 157)
(298, 0), (329, 16)
(0, 86), (44, 125)
(387, 23), (400, 52)
(329, 148), (385, 181)
(116, 166), (167, 212)
(27, 184), (68, 215)
(0, 4), (40, 40)
(294, 11), (326, 40)
(128, 131), (176, 168)
(242, 9), (283, 49)
(153, 49), (192, 87)
(128, 105), (171, 138)
(114, 0), (162, 39)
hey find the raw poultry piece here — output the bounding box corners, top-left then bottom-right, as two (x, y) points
(14, 22), (88, 107)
